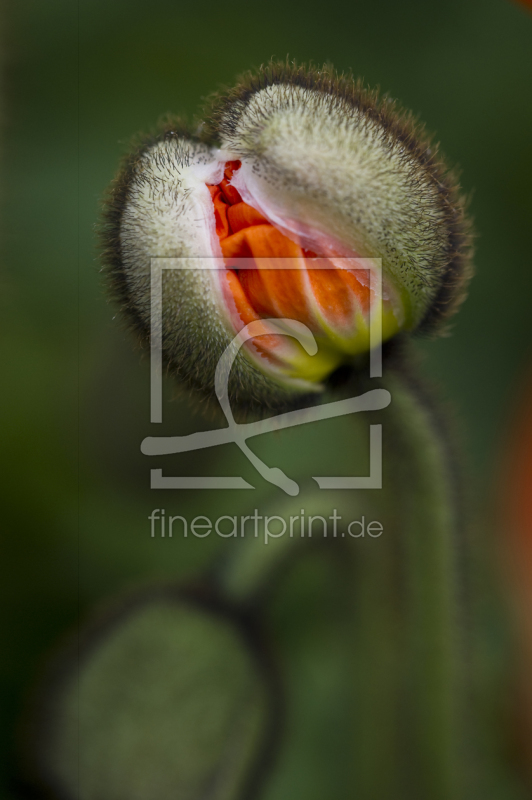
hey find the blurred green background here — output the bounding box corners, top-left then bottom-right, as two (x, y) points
(2, 0), (532, 795)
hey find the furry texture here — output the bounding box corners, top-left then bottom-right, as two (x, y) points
(100, 61), (473, 410)
(204, 60), (473, 332)
(100, 121), (317, 413)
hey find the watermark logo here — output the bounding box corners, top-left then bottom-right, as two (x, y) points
(148, 508), (384, 543)
(141, 258), (390, 495)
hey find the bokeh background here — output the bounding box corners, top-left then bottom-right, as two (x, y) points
(2, 0), (532, 796)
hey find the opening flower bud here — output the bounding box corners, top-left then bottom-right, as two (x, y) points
(102, 62), (472, 410)
(206, 159), (402, 387)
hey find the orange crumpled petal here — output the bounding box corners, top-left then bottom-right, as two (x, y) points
(207, 161), (370, 344)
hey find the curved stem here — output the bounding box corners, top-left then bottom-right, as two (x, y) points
(215, 363), (468, 799)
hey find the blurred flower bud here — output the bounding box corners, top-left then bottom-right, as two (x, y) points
(102, 63), (472, 410)
(22, 588), (279, 800)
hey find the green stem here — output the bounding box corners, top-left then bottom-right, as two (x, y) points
(215, 363), (467, 800)
(381, 370), (463, 800)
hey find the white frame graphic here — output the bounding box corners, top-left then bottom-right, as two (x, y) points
(141, 257), (389, 494)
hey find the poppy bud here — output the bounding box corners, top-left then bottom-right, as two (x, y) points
(22, 587), (278, 800)
(102, 62), (472, 410)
